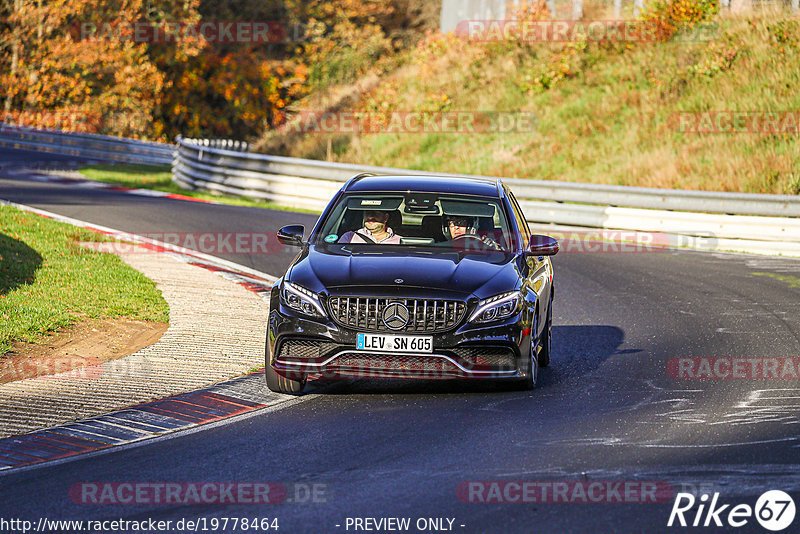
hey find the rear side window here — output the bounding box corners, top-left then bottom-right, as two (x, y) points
(506, 190), (530, 249)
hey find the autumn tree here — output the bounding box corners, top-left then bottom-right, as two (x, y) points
(0, 0), (440, 141)
(0, 0), (200, 138)
(155, 0), (307, 139)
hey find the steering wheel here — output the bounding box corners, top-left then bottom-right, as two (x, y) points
(451, 234), (486, 249)
(451, 234), (483, 242)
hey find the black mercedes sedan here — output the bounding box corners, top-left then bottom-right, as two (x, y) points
(266, 173), (558, 393)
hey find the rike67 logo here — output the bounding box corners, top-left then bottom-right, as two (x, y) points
(668, 490), (796, 531)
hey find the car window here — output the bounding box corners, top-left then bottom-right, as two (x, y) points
(506, 190), (530, 249)
(316, 193), (513, 251)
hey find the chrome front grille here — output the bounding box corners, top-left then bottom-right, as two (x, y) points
(327, 297), (466, 333)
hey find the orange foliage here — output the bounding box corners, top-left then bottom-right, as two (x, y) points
(163, 49), (307, 138)
(0, 0), (176, 138)
(641, 0), (719, 42)
(0, 0), (413, 141)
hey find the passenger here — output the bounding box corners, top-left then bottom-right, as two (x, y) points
(340, 210), (404, 244)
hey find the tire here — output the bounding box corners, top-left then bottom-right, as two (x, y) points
(538, 297), (553, 368)
(516, 329), (538, 390)
(265, 341), (306, 394)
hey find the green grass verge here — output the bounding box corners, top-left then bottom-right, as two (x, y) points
(78, 164), (321, 214)
(0, 204), (169, 354)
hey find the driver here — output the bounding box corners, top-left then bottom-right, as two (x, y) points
(444, 214), (502, 250)
(340, 210), (403, 244)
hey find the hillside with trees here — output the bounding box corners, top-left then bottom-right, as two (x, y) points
(2, 0), (798, 193)
(0, 0), (438, 140)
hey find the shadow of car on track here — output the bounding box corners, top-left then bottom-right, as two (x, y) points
(312, 325), (629, 395)
(539, 324), (631, 388)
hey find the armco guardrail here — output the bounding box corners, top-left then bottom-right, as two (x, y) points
(0, 124), (174, 165)
(7, 128), (796, 254)
(173, 136), (800, 256)
(174, 137), (800, 216)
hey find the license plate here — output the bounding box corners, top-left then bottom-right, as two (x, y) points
(356, 333), (433, 353)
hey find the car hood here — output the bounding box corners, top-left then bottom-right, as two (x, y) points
(288, 245), (521, 299)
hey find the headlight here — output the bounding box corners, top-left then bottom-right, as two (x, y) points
(468, 291), (521, 323)
(281, 282), (326, 318)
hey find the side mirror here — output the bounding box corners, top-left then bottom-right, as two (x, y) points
(277, 225), (305, 247)
(527, 235), (559, 256)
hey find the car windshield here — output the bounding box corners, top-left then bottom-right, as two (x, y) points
(316, 193), (513, 251)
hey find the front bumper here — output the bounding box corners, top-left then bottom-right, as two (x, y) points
(267, 302), (529, 380)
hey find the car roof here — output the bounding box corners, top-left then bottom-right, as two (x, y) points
(344, 174), (502, 197)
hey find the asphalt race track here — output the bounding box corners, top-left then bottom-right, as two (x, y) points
(1, 149), (800, 533)
(0, 146), (83, 168)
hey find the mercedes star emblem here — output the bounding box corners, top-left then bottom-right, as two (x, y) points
(382, 302), (410, 330)
(394, 278), (404, 284)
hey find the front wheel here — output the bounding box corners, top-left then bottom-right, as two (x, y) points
(265, 341), (306, 394)
(516, 330), (538, 390)
(538, 298), (553, 368)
